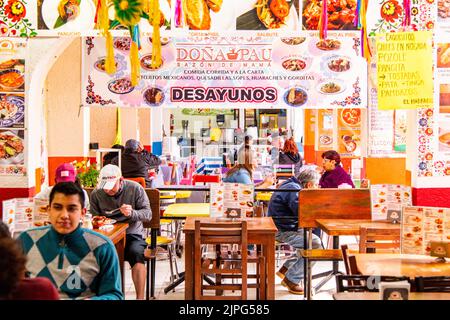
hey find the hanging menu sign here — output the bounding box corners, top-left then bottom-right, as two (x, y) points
(401, 206), (450, 255)
(82, 33), (367, 109)
(210, 183), (254, 218)
(376, 31), (433, 110)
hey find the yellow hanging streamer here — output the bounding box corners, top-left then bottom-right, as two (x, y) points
(113, 107), (122, 145)
(130, 39), (140, 86)
(150, 0), (162, 69)
(96, 0), (116, 75)
(361, 0), (371, 61)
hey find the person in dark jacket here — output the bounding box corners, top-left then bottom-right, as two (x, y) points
(103, 144), (124, 166)
(278, 137), (303, 176)
(319, 150), (355, 188)
(267, 169), (322, 295)
(112, 139), (161, 187)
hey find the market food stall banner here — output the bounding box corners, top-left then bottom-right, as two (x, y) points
(82, 32), (368, 109)
(0, 37), (26, 176)
(376, 31), (433, 110)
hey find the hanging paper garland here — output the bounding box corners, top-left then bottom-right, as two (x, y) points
(113, 0), (144, 86)
(113, 108), (122, 145)
(95, 0), (116, 75)
(148, 0), (162, 69)
(318, 0), (328, 40)
(402, 0), (411, 29)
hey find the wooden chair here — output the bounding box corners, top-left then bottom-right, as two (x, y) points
(124, 177), (146, 188)
(143, 188), (161, 300)
(359, 227), (401, 253)
(336, 274), (410, 293)
(415, 277), (450, 292)
(298, 189), (372, 300)
(341, 244), (360, 275)
(194, 220), (249, 300)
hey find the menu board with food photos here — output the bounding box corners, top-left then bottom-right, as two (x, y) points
(401, 206), (450, 255)
(2, 198), (34, 233)
(370, 184), (412, 220)
(210, 183), (254, 218)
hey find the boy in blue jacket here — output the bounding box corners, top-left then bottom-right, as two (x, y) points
(18, 182), (123, 300)
(267, 169), (322, 295)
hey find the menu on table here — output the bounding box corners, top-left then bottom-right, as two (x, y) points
(370, 184), (412, 220)
(210, 183), (254, 218)
(33, 198), (50, 227)
(2, 198), (34, 233)
(401, 206), (450, 255)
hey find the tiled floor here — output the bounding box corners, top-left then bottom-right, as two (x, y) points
(124, 235), (358, 300)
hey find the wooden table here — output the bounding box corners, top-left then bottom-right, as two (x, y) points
(163, 203), (210, 218)
(333, 292), (450, 300)
(183, 217), (278, 300)
(354, 253), (450, 278)
(96, 223), (128, 294)
(315, 219), (400, 236)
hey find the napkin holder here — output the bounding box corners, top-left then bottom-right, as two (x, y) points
(387, 209), (401, 224)
(379, 281), (410, 300)
(429, 241), (450, 262)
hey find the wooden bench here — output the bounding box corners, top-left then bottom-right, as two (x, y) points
(298, 188), (371, 300)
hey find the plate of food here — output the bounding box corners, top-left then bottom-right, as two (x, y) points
(94, 57), (118, 73)
(317, 79), (345, 95)
(281, 58), (307, 71)
(340, 108), (361, 126)
(319, 134), (333, 145)
(326, 55), (351, 73)
(0, 59), (17, 70)
(0, 95), (25, 128)
(236, 0), (299, 30)
(113, 37), (131, 52)
(280, 37), (306, 45)
(143, 87), (165, 106)
(316, 39), (341, 51)
(284, 87), (308, 106)
(107, 77), (135, 95)
(0, 130), (24, 165)
(148, 36), (171, 46)
(140, 54), (165, 71)
(0, 69), (24, 91)
(41, 0), (95, 30)
(92, 216), (116, 229)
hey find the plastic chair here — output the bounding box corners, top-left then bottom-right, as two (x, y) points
(124, 177), (146, 188)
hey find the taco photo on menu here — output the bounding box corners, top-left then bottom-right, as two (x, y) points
(255, 0), (291, 29)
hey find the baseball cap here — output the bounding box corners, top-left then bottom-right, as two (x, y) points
(55, 163), (76, 183)
(97, 164), (122, 190)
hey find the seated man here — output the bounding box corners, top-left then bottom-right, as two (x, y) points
(112, 139), (161, 188)
(17, 182), (123, 300)
(89, 164), (151, 300)
(267, 169), (322, 295)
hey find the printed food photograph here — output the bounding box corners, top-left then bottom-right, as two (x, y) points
(107, 77), (135, 94)
(140, 54), (165, 71)
(0, 130), (25, 165)
(327, 55), (351, 73)
(236, 0), (300, 30)
(0, 94), (25, 128)
(37, 0), (95, 30)
(437, 43), (450, 68)
(438, 122), (450, 152)
(302, 0), (358, 30)
(143, 87), (165, 106)
(180, 0), (235, 30)
(94, 57), (119, 73)
(0, 69), (25, 92)
(316, 39), (342, 51)
(438, 0), (450, 21)
(440, 84), (450, 114)
(284, 87), (308, 106)
(340, 108), (361, 126)
(281, 58), (307, 71)
(318, 79), (345, 94)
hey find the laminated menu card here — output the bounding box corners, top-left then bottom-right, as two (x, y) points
(210, 183), (254, 218)
(2, 198), (34, 233)
(370, 184), (412, 220)
(401, 206), (450, 255)
(33, 198), (50, 227)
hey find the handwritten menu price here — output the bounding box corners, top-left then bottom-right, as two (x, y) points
(2, 198), (34, 233)
(210, 183), (254, 218)
(376, 31), (433, 110)
(370, 184), (412, 220)
(401, 206), (450, 255)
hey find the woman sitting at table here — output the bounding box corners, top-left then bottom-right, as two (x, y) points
(223, 146), (274, 188)
(279, 137), (303, 176)
(319, 150), (355, 188)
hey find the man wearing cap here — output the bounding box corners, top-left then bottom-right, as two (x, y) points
(34, 163), (90, 211)
(112, 139), (161, 188)
(89, 164), (151, 300)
